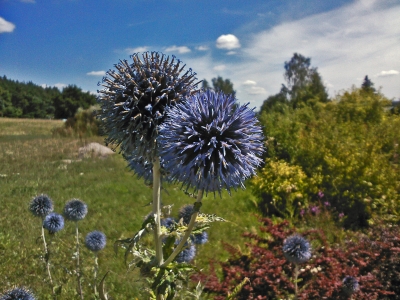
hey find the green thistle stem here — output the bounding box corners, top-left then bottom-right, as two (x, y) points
(152, 157), (164, 300)
(41, 219), (53, 285)
(162, 189), (204, 267)
(152, 157), (164, 266)
(94, 252), (99, 296)
(294, 264), (299, 300)
(75, 222), (83, 300)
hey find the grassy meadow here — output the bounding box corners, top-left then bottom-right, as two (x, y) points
(0, 117), (261, 299)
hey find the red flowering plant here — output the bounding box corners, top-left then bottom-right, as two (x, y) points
(194, 217), (398, 299)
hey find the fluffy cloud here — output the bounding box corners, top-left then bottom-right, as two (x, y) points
(216, 34), (241, 50)
(87, 71), (106, 76)
(125, 46), (148, 54)
(213, 65), (226, 72)
(376, 70), (399, 77)
(0, 17), (15, 33)
(230, 0), (400, 107)
(54, 83), (67, 90)
(196, 45), (209, 51)
(164, 45), (191, 54)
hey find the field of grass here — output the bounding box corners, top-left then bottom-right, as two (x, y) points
(0, 118), (261, 299)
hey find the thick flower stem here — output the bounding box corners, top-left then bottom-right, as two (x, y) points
(75, 222), (83, 300)
(152, 157), (164, 266)
(162, 190), (204, 267)
(152, 157), (164, 300)
(41, 221), (53, 285)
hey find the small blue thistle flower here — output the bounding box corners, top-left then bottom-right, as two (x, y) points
(29, 194), (53, 218)
(192, 231), (208, 245)
(175, 243), (196, 263)
(85, 231), (106, 252)
(97, 51), (200, 161)
(161, 217), (176, 229)
(342, 276), (359, 296)
(63, 199), (88, 221)
(282, 234), (311, 265)
(0, 287), (36, 300)
(43, 213), (64, 234)
(178, 204), (194, 224)
(158, 89), (264, 193)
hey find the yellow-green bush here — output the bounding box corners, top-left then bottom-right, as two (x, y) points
(251, 159), (321, 219)
(258, 88), (400, 227)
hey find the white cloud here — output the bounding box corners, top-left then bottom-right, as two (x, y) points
(0, 17), (15, 33)
(216, 34), (241, 50)
(87, 71), (106, 76)
(376, 70), (399, 77)
(125, 46), (148, 54)
(213, 65), (226, 72)
(196, 45), (209, 51)
(164, 45), (191, 54)
(183, 1), (400, 109)
(243, 80), (257, 86)
(54, 83), (67, 90)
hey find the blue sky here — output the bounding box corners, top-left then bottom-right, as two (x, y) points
(0, 0), (399, 109)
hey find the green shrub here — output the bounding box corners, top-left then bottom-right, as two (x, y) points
(258, 88), (400, 227)
(52, 106), (100, 137)
(251, 159), (321, 219)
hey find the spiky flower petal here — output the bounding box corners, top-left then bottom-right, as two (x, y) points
(161, 217), (176, 229)
(0, 287), (36, 300)
(282, 234), (311, 264)
(158, 90), (264, 193)
(342, 276), (359, 296)
(43, 213), (64, 234)
(63, 199), (88, 221)
(85, 231), (106, 252)
(97, 51), (199, 161)
(176, 243), (196, 263)
(29, 194), (53, 218)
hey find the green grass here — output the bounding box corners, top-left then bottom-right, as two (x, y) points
(0, 117), (260, 299)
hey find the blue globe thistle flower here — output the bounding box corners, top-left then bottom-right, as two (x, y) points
(192, 231), (208, 245)
(178, 204), (194, 224)
(29, 194), (53, 218)
(0, 287), (36, 300)
(175, 243), (196, 263)
(85, 231), (106, 252)
(63, 199), (88, 221)
(158, 89), (264, 193)
(161, 217), (176, 229)
(43, 213), (64, 234)
(282, 234), (311, 265)
(342, 276), (359, 296)
(97, 51), (200, 161)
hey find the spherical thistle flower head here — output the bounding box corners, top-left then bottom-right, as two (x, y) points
(282, 234), (311, 265)
(175, 242), (196, 263)
(342, 276), (359, 296)
(0, 287), (36, 300)
(178, 204), (194, 224)
(63, 199), (88, 221)
(29, 194), (53, 218)
(161, 217), (176, 229)
(85, 231), (106, 252)
(97, 51), (200, 161)
(158, 89), (264, 194)
(191, 231), (208, 245)
(43, 213), (64, 234)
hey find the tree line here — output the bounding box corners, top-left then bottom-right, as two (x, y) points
(0, 75), (96, 119)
